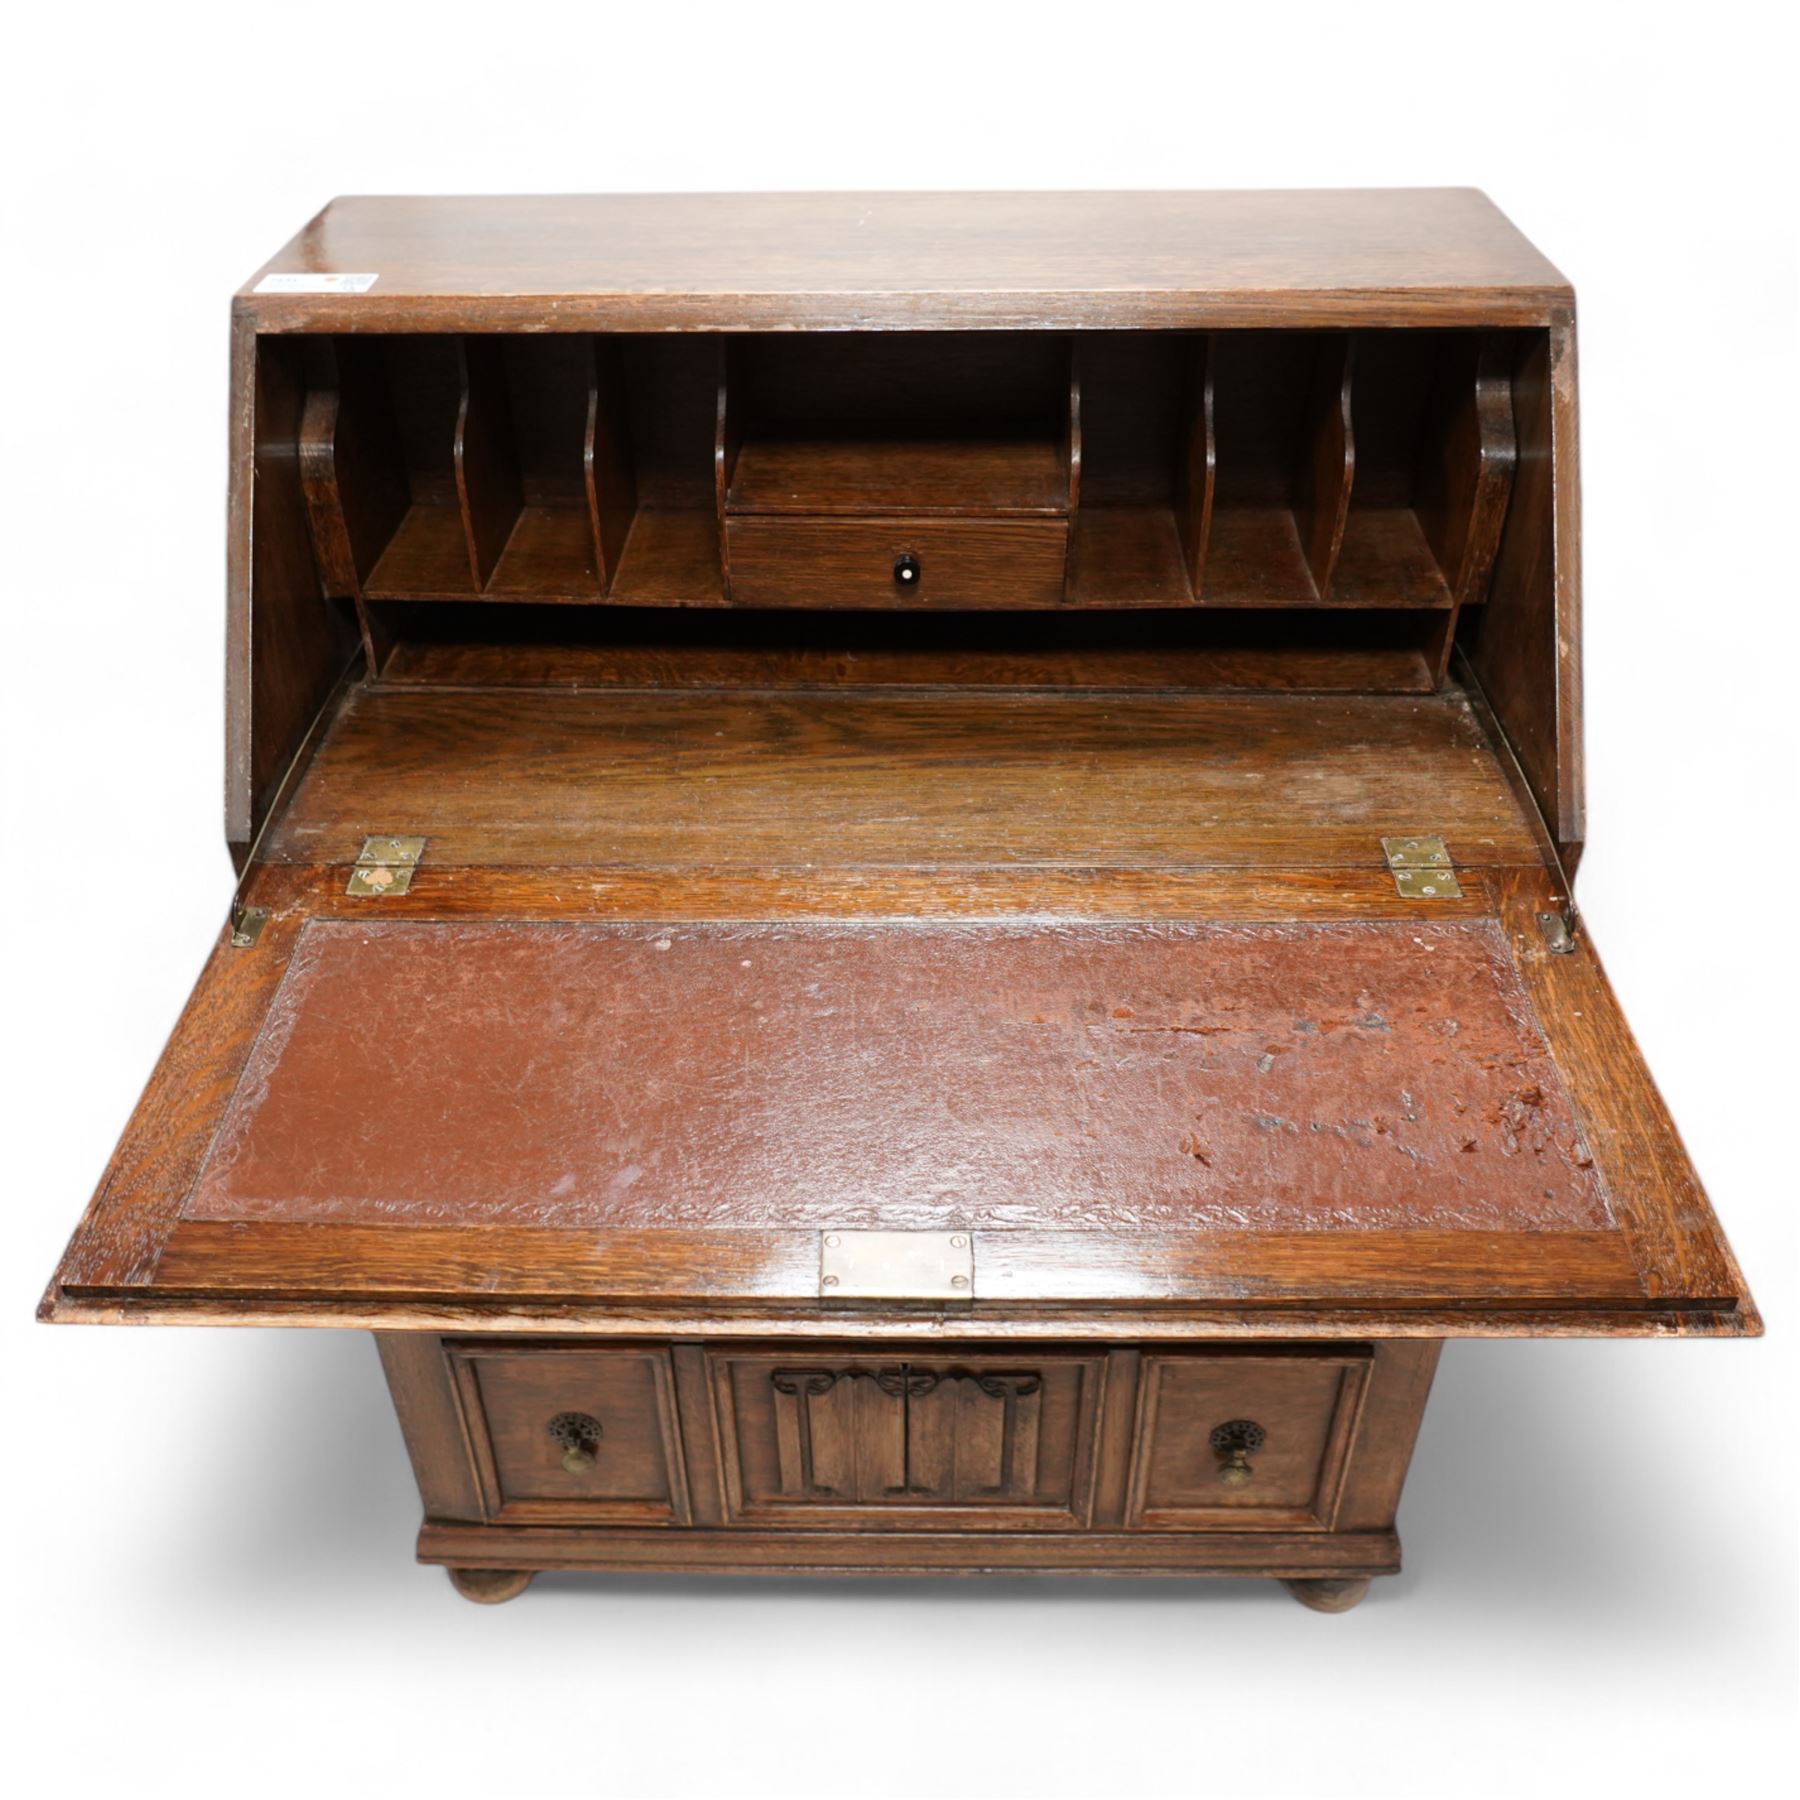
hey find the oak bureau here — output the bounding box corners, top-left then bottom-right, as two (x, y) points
(42, 191), (1759, 1610)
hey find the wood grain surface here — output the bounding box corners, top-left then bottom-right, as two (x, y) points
(261, 684), (1540, 870)
(238, 191), (1571, 332)
(372, 618), (1441, 694)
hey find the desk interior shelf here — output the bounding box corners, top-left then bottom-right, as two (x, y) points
(294, 324), (1518, 677)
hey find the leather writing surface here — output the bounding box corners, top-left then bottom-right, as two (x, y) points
(183, 919), (1609, 1235)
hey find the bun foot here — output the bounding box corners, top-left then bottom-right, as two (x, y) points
(1281, 1577), (1371, 1613)
(447, 1566), (535, 1604)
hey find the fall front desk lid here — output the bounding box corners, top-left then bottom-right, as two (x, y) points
(47, 917), (1750, 1330)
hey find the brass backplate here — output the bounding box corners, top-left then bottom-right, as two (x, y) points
(346, 835), (427, 897)
(819, 1231), (975, 1302)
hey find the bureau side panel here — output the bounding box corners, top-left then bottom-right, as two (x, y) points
(1333, 1339), (1442, 1531)
(376, 1332), (483, 1522)
(226, 326), (358, 863)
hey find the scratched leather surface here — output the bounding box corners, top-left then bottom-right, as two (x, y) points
(184, 920), (1610, 1232)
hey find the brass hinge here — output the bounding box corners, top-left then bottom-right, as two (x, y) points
(1536, 909), (1577, 954)
(819, 1231), (975, 1302)
(1381, 835), (1462, 899)
(346, 835), (427, 897)
(229, 898), (268, 947)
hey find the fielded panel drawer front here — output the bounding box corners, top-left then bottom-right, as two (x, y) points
(1125, 1351), (1372, 1531)
(708, 1350), (1106, 1530)
(448, 1345), (691, 1526)
(447, 1341), (1370, 1538)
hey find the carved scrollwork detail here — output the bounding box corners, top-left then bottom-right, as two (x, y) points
(974, 1373), (1042, 1400)
(771, 1371), (842, 1398)
(768, 1365), (1047, 1502)
(771, 1367), (1043, 1400)
(877, 1368), (955, 1398)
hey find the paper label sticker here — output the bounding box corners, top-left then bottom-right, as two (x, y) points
(253, 272), (379, 295)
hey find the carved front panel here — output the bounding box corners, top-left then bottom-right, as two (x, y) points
(770, 1367), (1044, 1504)
(713, 1351), (1102, 1529)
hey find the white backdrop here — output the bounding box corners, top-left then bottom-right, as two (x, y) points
(3, 5), (1794, 1796)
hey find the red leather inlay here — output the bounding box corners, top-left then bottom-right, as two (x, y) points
(184, 919), (1609, 1233)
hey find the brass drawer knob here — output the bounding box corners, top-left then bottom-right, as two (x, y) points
(1209, 1418), (1266, 1488)
(547, 1410), (603, 1474)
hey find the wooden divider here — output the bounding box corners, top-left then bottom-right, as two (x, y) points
(1420, 334), (1518, 608)
(1051, 345), (1080, 604)
(1298, 334), (1355, 596)
(297, 349), (357, 601)
(453, 338), (522, 590)
(1177, 335), (1215, 595)
(584, 338), (636, 594)
(296, 337), (408, 665)
(1201, 332), (1326, 607)
(296, 335), (661, 610)
(1065, 343), (1084, 514)
(1416, 332), (1519, 679)
(713, 340), (739, 602)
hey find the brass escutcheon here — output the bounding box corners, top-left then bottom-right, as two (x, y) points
(1209, 1418), (1266, 1487)
(547, 1410), (603, 1474)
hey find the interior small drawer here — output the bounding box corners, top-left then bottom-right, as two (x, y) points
(724, 517), (1069, 608)
(1125, 1350), (1373, 1531)
(446, 1344), (691, 1525)
(709, 1348), (1104, 1529)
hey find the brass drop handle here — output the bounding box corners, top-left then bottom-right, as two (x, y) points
(548, 1411), (602, 1474)
(1218, 1446), (1254, 1487)
(1210, 1418), (1266, 1488)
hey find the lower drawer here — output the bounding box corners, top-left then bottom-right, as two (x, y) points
(448, 1344), (691, 1525)
(709, 1348), (1105, 1531)
(1125, 1350), (1372, 1530)
(434, 1339), (1376, 1538)
(724, 516), (1070, 607)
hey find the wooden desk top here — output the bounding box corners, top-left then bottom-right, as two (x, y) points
(239, 190), (1572, 331)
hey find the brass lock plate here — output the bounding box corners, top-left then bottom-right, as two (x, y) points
(819, 1231), (975, 1302)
